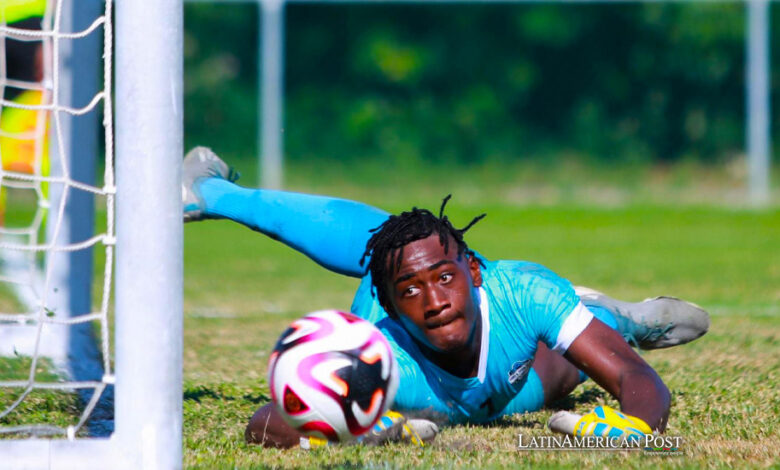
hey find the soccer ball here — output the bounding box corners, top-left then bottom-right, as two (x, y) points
(268, 309), (399, 442)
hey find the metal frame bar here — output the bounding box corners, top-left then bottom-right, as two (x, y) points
(0, 439), (114, 470)
(747, 0), (770, 205)
(260, 0), (284, 189)
(44, 0), (105, 392)
(113, 0), (184, 467)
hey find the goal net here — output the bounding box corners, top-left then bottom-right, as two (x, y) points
(0, 0), (114, 439)
(0, 0), (183, 467)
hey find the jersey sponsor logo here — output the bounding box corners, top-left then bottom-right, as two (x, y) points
(508, 359), (531, 385)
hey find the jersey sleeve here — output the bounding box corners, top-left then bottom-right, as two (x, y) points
(518, 265), (594, 353)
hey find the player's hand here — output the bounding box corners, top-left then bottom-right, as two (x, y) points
(548, 405), (652, 442)
(299, 410), (439, 449)
(360, 410), (439, 447)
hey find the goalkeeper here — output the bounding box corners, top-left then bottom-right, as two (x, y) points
(182, 147), (710, 448)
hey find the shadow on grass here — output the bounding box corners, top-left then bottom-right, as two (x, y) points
(183, 383), (269, 404)
(318, 462), (369, 470)
(546, 387), (607, 411)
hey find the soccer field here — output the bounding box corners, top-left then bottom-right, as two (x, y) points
(180, 175), (779, 469)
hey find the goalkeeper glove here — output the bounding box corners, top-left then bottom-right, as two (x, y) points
(299, 410), (439, 449)
(359, 410), (439, 447)
(549, 405), (652, 443)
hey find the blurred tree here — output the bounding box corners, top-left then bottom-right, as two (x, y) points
(184, 3), (258, 156)
(184, 2), (771, 166)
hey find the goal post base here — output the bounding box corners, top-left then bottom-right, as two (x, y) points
(0, 438), (115, 470)
(0, 431), (180, 470)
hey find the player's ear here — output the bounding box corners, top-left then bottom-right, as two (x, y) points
(468, 254), (482, 287)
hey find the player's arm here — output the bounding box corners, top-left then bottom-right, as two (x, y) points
(245, 404), (439, 448)
(563, 318), (671, 431)
(245, 403), (304, 448)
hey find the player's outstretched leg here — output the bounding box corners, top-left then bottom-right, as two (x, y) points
(181, 146), (389, 277)
(575, 287), (710, 350)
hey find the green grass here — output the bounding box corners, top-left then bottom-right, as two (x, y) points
(0, 356), (83, 437)
(179, 168), (780, 468)
(2, 161), (780, 467)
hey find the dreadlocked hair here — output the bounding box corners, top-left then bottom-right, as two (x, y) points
(359, 195), (486, 319)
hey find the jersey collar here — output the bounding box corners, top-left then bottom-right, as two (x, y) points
(476, 286), (490, 382)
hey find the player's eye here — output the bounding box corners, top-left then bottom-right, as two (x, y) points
(401, 286), (419, 298)
(440, 272), (453, 283)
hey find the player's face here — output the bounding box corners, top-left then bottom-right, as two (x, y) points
(387, 234), (483, 353)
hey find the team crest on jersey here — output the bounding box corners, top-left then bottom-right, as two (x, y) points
(508, 359), (531, 385)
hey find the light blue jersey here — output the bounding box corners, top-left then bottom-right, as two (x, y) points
(350, 256), (594, 424)
(197, 179), (600, 422)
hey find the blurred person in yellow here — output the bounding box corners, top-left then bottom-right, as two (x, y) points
(1, 0), (46, 25)
(0, 0), (49, 225)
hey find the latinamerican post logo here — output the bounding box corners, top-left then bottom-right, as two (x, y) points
(518, 434), (683, 455)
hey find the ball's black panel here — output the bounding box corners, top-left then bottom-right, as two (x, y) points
(272, 325), (298, 355)
(335, 350), (386, 411)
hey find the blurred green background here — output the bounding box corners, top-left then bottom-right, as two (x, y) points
(184, 2), (780, 181)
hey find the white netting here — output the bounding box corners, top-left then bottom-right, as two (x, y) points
(0, 0), (113, 438)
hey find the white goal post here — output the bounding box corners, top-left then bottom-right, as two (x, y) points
(0, 0), (183, 468)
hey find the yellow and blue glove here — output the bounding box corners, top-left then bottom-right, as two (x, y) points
(548, 405), (653, 444)
(360, 410), (438, 447)
(300, 410), (439, 449)
(573, 405), (652, 442)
